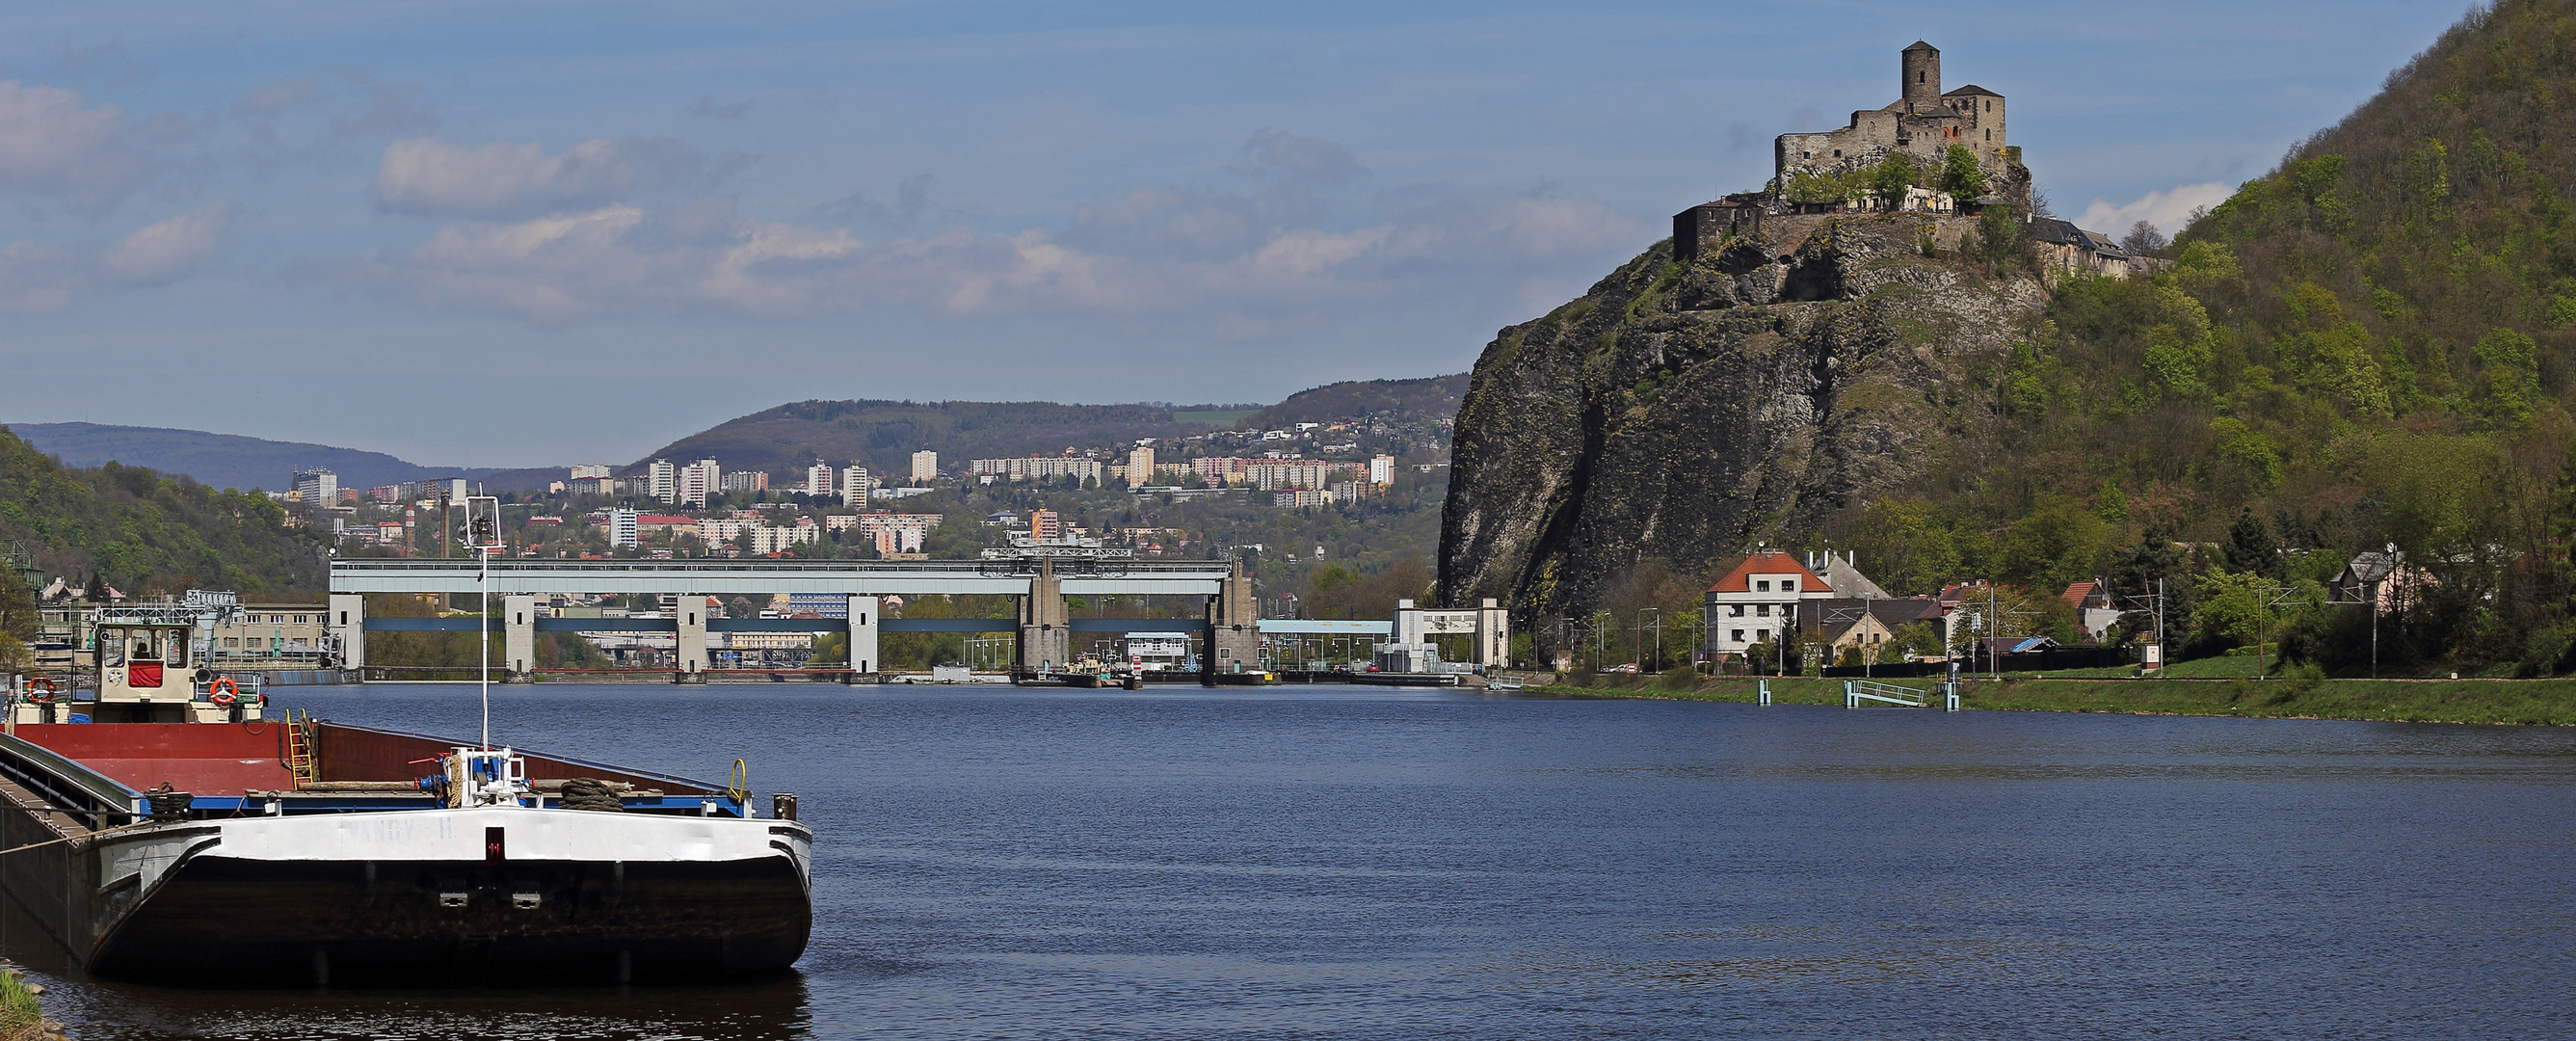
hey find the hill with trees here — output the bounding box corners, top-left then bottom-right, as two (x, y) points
(1443, 0), (2576, 677)
(0, 426), (330, 601)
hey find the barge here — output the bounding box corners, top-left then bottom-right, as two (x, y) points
(0, 596), (810, 986)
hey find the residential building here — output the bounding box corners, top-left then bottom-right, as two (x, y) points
(365, 484), (403, 504)
(2060, 579), (2123, 641)
(570, 465), (611, 480)
(1194, 456), (1251, 485)
(970, 456), (1105, 483)
(607, 508), (639, 548)
(1808, 550), (1890, 599)
(804, 462), (835, 497)
(1704, 549), (1836, 660)
(677, 459), (719, 508)
(1030, 509), (1061, 540)
(1791, 597), (1946, 661)
(1369, 455), (1396, 487)
(646, 459), (677, 503)
(1274, 489), (1328, 508)
(785, 593), (848, 619)
(568, 477), (616, 496)
(1127, 445), (1155, 487)
(911, 450), (938, 481)
(718, 470), (768, 494)
(840, 466), (872, 506)
(292, 468), (337, 506)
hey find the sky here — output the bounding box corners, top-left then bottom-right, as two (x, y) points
(0, 0), (2475, 467)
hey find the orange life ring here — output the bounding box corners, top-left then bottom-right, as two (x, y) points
(208, 677), (239, 706)
(25, 676), (54, 703)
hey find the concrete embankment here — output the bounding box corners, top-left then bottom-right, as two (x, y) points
(1532, 675), (2576, 726)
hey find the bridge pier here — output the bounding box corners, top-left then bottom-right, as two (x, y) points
(1203, 560), (1260, 684)
(675, 596), (709, 683)
(329, 594), (365, 673)
(1018, 561), (1068, 674)
(503, 595), (536, 682)
(846, 595), (879, 681)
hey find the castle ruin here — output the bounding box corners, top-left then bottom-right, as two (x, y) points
(1774, 40), (2011, 193)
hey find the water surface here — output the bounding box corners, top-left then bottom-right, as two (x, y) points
(13, 682), (2575, 1038)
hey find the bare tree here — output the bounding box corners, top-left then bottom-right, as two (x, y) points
(2122, 220), (2168, 255)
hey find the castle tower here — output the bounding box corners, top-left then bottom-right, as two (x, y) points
(1901, 40), (1941, 110)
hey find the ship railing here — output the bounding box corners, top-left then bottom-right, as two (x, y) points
(0, 734), (142, 831)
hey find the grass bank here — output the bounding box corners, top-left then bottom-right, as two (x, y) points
(1534, 673), (2576, 725)
(0, 967), (48, 1041)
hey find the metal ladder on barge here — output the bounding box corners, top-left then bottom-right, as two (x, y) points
(284, 709), (318, 787)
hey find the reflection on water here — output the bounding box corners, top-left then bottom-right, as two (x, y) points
(13, 683), (2576, 1039)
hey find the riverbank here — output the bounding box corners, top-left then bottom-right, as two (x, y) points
(1534, 674), (2576, 725)
(1, 965), (55, 1041)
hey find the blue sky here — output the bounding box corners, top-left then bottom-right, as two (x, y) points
(0, 1), (2473, 466)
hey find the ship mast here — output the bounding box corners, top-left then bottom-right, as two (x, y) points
(466, 494), (500, 750)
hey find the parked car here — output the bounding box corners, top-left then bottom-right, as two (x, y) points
(1608, 663), (1640, 674)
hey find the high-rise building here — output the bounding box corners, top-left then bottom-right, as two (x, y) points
(608, 508), (640, 548)
(292, 468), (337, 505)
(570, 464), (611, 480)
(805, 462), (835, 497)
(1369, 454), (1396, 487)
(1126, 446), (1155, 487)
(677, 459), (720, 508)
(1030, 509), (1061, 540)
(718, 470), (768, 494)
(647, 459), (677, 503)
(840, 466), (871, 507)
(911, 450), (938, 482)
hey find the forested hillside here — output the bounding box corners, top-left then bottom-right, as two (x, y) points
(1821, 0), (2576, 673)
(0, 426), (328, 599)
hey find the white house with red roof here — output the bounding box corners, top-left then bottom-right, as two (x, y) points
(1704, 549), (1837, 659)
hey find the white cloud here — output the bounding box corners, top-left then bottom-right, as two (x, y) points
(0, 203), (235, 310)
(101, 202), (232, 284)
(374, 136), (746, 218)
(0, 80), (143, 205)
(2078, 182), (2235, 238)
(347, 186), (1650, 333)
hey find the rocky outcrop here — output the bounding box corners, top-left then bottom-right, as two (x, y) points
(1435, 214), (2043, 642)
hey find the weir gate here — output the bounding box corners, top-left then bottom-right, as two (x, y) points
(327, 558), (1505, 682)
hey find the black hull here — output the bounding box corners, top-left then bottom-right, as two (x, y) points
(89, 854), (811, 986)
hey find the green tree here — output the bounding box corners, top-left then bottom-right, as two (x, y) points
(2474, 328), (2538, 426)
(1871, 151), (1919, 209)
(2222, 508), (2283, 578)
(2000, 499), (2109, 593)
(0, 565), (33, 673)
(1935, 144), (1987, 200)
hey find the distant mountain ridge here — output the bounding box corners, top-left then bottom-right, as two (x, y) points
(1244, 374), (1469, 431)
(5, 373), (1468, 495)
(0, 422), (529, 494)
(636, 376), (1467, 478)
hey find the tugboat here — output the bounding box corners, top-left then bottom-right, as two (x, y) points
(0, 514), (811, 986)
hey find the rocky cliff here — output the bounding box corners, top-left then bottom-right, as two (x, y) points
(1435, 213), (2043, 634)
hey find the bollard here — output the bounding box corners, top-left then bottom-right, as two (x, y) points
(771, 792), (798, 821)
(1758, 679), (1771, 707)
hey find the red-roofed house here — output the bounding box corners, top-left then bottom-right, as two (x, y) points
(1704, 549), (1835, 659)
(2061, 579), (2121, 641)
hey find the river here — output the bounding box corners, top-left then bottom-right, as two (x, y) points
(11, 682), (2575, 1038)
